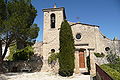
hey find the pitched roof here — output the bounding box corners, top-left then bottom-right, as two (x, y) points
(68, 21), (99, 27)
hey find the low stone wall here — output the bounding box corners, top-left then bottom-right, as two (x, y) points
(96, 64), (113, 80)
(2, 60), (43, 72)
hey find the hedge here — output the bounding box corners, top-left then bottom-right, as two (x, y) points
(100, 64), (120, 80)
(94, 53), (105, 57)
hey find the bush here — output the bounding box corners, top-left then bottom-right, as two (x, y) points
(94, 52), (105, 57)
(105, 58), (120, 73)
(13, 46), (34, 61)
(107, 64), (120, 73)
(59, 20), (75, 77)
(106, 53), (119, 64)
(48, 52), (59, 64)
(7, 44), (17, 61)
(100, 64), (120, 80)
(59, 70), (74, 77)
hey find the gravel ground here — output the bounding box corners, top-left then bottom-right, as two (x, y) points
(0, 72), (90, 80)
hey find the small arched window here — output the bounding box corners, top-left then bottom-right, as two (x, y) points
(51, 13), (55, 28)
(105, 47), (110, 51)
(51, 49), (55, 53)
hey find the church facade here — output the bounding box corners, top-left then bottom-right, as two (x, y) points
(41, 6), (120, 74)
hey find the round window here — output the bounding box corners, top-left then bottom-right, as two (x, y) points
(105, 47), (110, 51)
(51, 49), (55, 53)
(76, 33), (81, 39)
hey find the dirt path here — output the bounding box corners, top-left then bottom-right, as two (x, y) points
(1, 72), (90, 80)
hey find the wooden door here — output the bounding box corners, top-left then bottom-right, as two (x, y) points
(79, 51), (85, 68)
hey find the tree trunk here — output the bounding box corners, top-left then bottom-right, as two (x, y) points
(0, 40), (3, 73)
(2, 43), (9, 60)
(16, 39), (25, 49)
(0, 40), (2, 60)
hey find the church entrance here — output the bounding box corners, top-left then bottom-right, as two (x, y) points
(79, 51), (85, 68)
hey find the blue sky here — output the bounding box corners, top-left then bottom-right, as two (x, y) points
(32, 0), (120, 42)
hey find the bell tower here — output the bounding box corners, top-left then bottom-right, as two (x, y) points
(42, 5), (66, 71)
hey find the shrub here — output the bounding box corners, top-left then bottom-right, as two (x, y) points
(106, 58), (120, 73)
(100, 64), (120, 80)
(59, 20), (75, 77)
(107, 64), (120, 73)
(94, 52), (105, 57)
(106, 53), (119, 64)
(48, 52), (59, 64)
(13, 46), (34, 61)
(7, 44), (17, 61)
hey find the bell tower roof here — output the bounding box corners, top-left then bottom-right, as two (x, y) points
(42, 7), (65, 12)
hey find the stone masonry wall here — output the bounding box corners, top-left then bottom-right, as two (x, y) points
(3, 60), (43, 72)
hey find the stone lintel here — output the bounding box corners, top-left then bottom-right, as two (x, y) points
(88, 48), (95, 51)
(75, 43), (89, 46)
(75, 48), (86, 51)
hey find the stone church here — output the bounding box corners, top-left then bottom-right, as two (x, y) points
(34, 5), (120, 75)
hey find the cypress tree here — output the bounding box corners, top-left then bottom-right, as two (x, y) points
(59, 20), (75, 77)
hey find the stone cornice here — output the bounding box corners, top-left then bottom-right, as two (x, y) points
(42, 7), (65, 12)
(70, 22), (99, 28)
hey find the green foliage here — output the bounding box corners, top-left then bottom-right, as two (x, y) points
(94, 52), (105, 57)
(0, 0), (6, 35)
(0, 0), (6, 21)
(6, 0), (39, 42)
(59, 20), (75, 77)
(7, 44), (34, 61)
(48, 52), (59, 64)
(105, 58), (120, 73)
(100, 64), (120, 80)
(114, 58), (120, 64)
(106, 53), (119, 64)
(0, 0), (39, 59)
(107, 64), (120, 73)
(101, 57), (120, 80)
(13, 46), (34, 61)
(7, 44), (17, 61)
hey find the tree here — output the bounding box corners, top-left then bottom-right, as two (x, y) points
(0, 0), (7, 73)
(106, 51), (119, 64)
(0, 0), (39, 72)
(6, 0), (39, 49)
(13, 46), (34, 61)
(59, 20), (75, 77)
(48, 52), (59, 70)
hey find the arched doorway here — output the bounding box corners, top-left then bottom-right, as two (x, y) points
(79, 49), (85, 68)
(50, 13), (55, 28)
